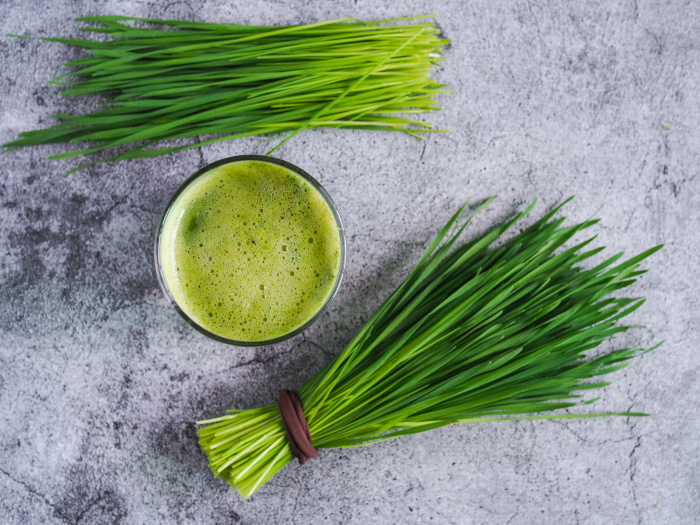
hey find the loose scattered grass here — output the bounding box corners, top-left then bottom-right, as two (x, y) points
(3, 15), (449, 174)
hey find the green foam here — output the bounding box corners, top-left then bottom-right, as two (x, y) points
(159, 160), (342, 342)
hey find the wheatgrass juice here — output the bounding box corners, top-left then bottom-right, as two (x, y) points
(156, 157), (344, 344)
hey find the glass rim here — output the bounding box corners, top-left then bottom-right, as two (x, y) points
(154, 154), (346, 347)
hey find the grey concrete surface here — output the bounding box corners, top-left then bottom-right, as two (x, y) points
(1, 1), (698, 523)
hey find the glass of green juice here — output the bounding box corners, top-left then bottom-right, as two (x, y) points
(154, 155), (345, 346)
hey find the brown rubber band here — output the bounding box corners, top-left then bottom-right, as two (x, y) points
(277, 389), (318, 465)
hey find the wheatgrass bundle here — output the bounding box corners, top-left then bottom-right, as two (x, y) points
(3, 15), (449, 174)
(198, 198), (661, 497)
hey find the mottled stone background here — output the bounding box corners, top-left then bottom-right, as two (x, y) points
(1, 1), (698, 524)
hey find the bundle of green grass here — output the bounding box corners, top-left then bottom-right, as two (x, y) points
(198, 198), (660, 497)
(3, 15), (449, 173)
